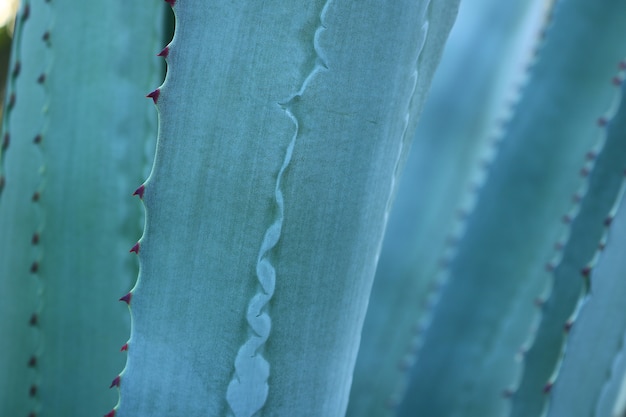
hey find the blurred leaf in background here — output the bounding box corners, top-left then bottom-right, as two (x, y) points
(0, 0), (19, 120)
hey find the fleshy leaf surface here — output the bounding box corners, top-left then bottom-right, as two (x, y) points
(0, 1), (163, 415)
(117, 1), (459, 416)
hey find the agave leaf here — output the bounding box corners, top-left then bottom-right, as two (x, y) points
(0, 3), (50, 415)
(0, 1), (163, 415)
(511, 62), (626, 417)
(545, 77), (626, 417)
(348, 0), (548, 414)
(397, 0), (626, 415)
(116, 1), (458, 416)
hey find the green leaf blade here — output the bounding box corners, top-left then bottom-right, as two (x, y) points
(118, 1), (458, 416)
(397, 1), (626, 415)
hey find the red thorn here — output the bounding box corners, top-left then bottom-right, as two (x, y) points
(133, 185), (145, 199)
(620, 60), (626, 70)
(572, 193), (582, 203)
(119, 292), (132, 304)
(37, 73), (46, 84)
(502, 388), (514, 399)
(12, 61), (20, 77)
(32, 233), (40, 245)
(534, 297), (544, 307)
(42, 31), (50, 42)
(543, 382), (553, 394)
(0, 176), (5, 191)
(581, 266), (591, 277)
(147, 89), (160, 104)
(545, 262), (555, 272)
(28, 412), (36, 417)
(165, 0), (176, 5)
(29, 314), (38, 326)
(2, 133), (9, 150)
(157, 46), (169, 58)
(554, 241), (564, 251)
(605, 216), (614, 226)
(612, 76), (623, 86)
(562, 214), (572, 224)
(30, 262), (38, 273)
(32, 191), (40, 202)
(110, 376), (121, 388)
(580, 167), (589, 177)
(33, 134), (42, 144)
(599, 242), (606, 251)
(564, 320), (573, 332)
(104, 410), (116, 417)
(28, 356), (37, 367)
(120, 343), (128, 352)
(130, 242), (140, 254)
(29, 384), (37, 397)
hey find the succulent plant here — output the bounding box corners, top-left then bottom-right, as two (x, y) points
(0, 0), (457, 415)
(351, 0), (626, 416)
(1, 0), (625, 416)
(0, 1), (163, 415)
